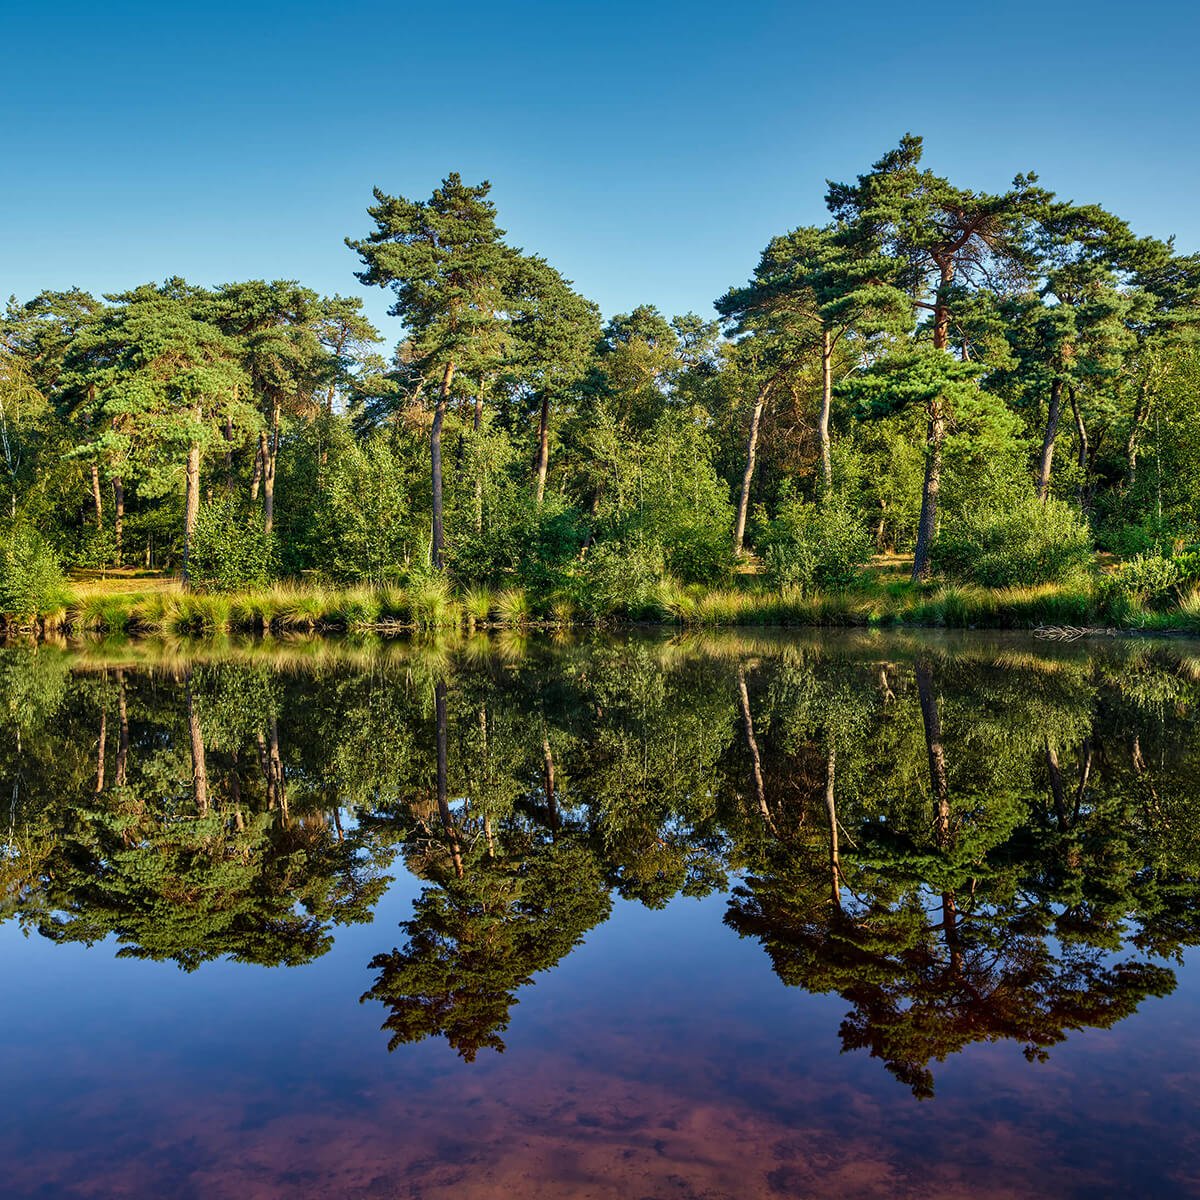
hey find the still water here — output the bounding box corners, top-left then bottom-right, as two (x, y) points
(2, 629), (1199, 1199)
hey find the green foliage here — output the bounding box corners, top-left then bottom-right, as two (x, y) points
(0, 526), (70, 621)
(190, 497), (276, 591)
(933, 494), (1094, 587)
(1098, 551), (1182, 617)
(757, 490), (873, 591)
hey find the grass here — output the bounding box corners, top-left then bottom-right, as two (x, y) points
(11, 569), (1200, 638)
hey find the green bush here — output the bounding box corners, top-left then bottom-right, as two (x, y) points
(575, 537), (669, 618)
(1098, 552), (1181, 618)
(933, 495), (1093, 587)
(190, 499), (276, 591)
(0, 526), (70, 621)
(758, 492), (873, 592)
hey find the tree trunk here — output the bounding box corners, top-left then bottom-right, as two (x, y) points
(185, 672), (209, 816)
(916, 660), (951, 848)
(910, 401), (944, 582)
(824, 744), (840, 908)
(1070, 385), (1089, 507)
(818, 328), (834, 494)
(263, 401), (279, 535)
(182, 406), (202, 586)
(534, 391), (552, 505)
(90, 461), (104, 527)
(1036, 377), (1064, 502)
(1125, 380), (1152, 492)
(911, 265), (955, 582)
(733, 380), (770, 556)
(250, 435), (263, 502)
(113, 475), (125, 563)
(431, 360), (455, 569)
(224, 418), (235, 493)
(434, 679), (462, 877)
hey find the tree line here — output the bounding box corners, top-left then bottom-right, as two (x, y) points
(3, 136), (1199, 608)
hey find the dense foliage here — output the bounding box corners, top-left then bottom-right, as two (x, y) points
(3, 138), (1200, 612)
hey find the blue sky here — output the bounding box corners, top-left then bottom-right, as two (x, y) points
(3, 0), (1196, 342)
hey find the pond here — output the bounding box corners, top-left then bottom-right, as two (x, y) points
(2, 629), (1199, 1199)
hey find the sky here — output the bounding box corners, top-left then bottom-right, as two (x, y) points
(3, 0), (1198, 344)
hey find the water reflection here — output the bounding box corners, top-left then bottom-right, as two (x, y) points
(3, 631), (1200, 1103)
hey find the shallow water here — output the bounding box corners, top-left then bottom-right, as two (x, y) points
(2, 629), (1200, 1198)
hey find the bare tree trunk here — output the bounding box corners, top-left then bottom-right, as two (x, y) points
(185, 672), (209, 816)
(818, 328), (834, 494)
(1070, 385), (1089, 507)
(1125, 381), (1152, 492)
(733, 380), (770, 557)
(263, 401), (279, 535)
(224, 417), (235, 493)
(269, 716), (287, 824)
(113, 475), (124, 563)
(182, 407), (202, 586)
(534, 392), (552, 505)
(90, 462), (104, 528)
(1036, 377), (1064, 502)
(250, 435), (263, 502)
(431, 361), (455, 568)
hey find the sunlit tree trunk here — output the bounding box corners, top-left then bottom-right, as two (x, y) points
(911, 263), (955, 582)
(818, 327), (834, 494)
(915, 660), (950, 847)
(95, 698), (107, 797)
(542, 732), (559, 833)
(263, 400), (280, 535)
(1036, 377), (1065, 502)
(534, 392), (552, 505)
(431, 361), (455, 568)
(111, 476), (125, 563)
(733, 381), (770, 556)
(182, 406), (202, 585)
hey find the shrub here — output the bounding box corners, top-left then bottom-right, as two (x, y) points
(576, 537), (670, 619)
(190, 498), (276, 591)
(0, 526), (70, 622)
(1098, 552), (1181, 618)
(758, 492), (873, 592)
(933, 495), (1093, 587)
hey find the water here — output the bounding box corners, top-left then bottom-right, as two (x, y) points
(2, 629), (1199, 1198)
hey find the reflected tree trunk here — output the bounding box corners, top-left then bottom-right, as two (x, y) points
(1045, 740), (1067, 829)
(824, 744), (840, 909)
(435, 680), (463, 877)
(915, 660), (950, 848)
(737, 666), (775, 835)
(95, 697), (107, 797)
(542, 731), (559, 834)
(185, 671), (209, 816)
(115, 669), (129, 787)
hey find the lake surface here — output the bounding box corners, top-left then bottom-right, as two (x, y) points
(2, 629), (1200, 1199)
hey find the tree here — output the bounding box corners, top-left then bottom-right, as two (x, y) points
(827, 135), (1044, 579)
(349, 174), (512, 568)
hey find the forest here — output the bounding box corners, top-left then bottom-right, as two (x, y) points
(3, 134), (1200, 632)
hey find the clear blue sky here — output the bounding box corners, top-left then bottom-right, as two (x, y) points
(3, 0), (1196, 342)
